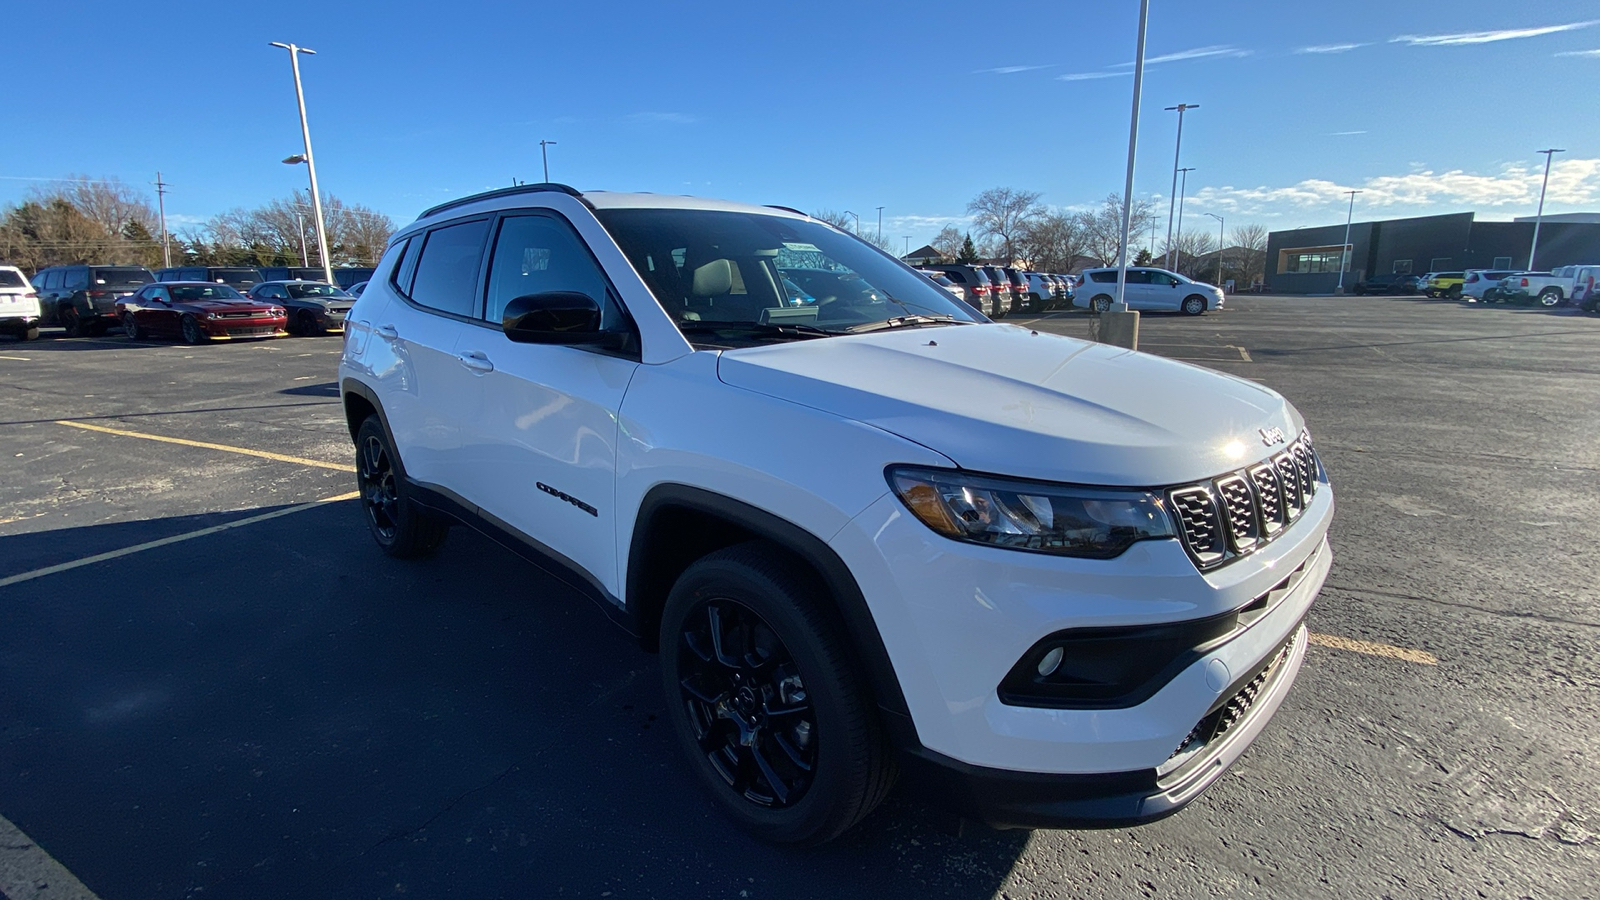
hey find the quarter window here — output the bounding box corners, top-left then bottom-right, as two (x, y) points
(409, 220), (489, 317)
(484, 214), (620, 327)
(64, 269), (88, 290)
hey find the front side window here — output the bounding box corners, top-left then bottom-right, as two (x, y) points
(41, 270), (62, 290)
(485, 214), (621, 327)
(148, 286), (171, 302)
(596, 208), (980, 340)
(409, 219), (489, 317)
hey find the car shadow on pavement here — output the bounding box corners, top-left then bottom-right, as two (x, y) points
(278, 381), (340, 398)
(0, 501), (1030, 900)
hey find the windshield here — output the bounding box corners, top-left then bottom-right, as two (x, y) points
(0, 271), (26, 288)
(286, 283), (352, 299)
(171, 285), (245, 301)
(92, 267), (153, 286)
(595, 208), (982, 340)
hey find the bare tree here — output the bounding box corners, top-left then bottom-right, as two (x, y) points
(31, 175), (156, 237)
(1173, 230), (1218, 277)
(1075, 193), (1156, 268)
(966, 188), (1042, 263)
(930, 225), (964, 261)
(1016, 212), (1087, 272)
(1231, 223), (1268, 287)
(810, 209), (857, 233)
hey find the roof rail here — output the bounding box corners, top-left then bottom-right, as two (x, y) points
(419, 183), (589, 220)
(764, 205), (809, 217)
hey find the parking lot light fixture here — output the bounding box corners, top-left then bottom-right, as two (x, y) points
(1163, 102), (1199, 269)
(842, 210), (861, 233)
(1114, 0), (1152, 316)
(270, 41), (334, 286)
(1204, 212), (1224, 285)
(1174, 167), (1195, 274)
(1529, 148), (1565, 270)
(540, 139), (557, 182)
(1336, 190), (1362, 294)
(875, 206), (885, 242)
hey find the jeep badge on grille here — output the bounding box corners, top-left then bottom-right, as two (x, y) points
(1259, 427), (1287, 446)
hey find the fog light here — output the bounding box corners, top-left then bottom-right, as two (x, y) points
(1037, 646), (1064, 677)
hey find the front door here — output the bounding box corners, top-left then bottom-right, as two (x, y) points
(451, 211), (638, 596)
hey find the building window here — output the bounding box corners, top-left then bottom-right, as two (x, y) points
(1493, 256), (1513, 268)
(1392, 259), (1413, 274)
(1280, 245), (1350, 274)
(1430, 257), (1451, 270)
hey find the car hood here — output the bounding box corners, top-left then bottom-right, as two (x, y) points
(715, 324), (1302, 486)
(180, 300), (277, 312)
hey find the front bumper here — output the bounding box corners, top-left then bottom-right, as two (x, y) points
(1, 315), (39, 328)
(830, 475), (1332, 825)
(200, 317), (288, 339)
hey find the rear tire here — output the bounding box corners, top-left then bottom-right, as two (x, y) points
(1538, 288), (1562, 308)
(660, 543), (895, 846)
(20, 326), (39, 342)
(60, 307), (83, 337)
(123, 314), (144, 341)
(354, 415), (448, 558)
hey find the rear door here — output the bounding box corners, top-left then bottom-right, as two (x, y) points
(451, 211), (639, 593)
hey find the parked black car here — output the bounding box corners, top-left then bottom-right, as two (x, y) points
(245, 281), (356, 335)
(999, 267), (1031, 313)
(330, 267), (375, 290)
(1353, 273), (1425, 296)
(979, 265), (1014, 318)
(920, 264), (997, 317)
(258, 266), (328, 282)
(155, 266), (264, 293)
(31, 264), (155, 335)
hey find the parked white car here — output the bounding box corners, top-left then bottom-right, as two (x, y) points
(339, 186), (1330, 844)
(0, 266), (41, 341)
(1461, 268), (1516, 302)
(1496, 265), (1600, 306)
(1078, 267), (1225, 315)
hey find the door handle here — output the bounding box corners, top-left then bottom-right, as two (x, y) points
(456, 350), (495, 374)
(375, 324), (399, 340)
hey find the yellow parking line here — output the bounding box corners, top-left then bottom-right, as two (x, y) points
(0, 814), (101, 899)
(0, 355), (30, 361)
(0, 491), (360, 590)
(56, 420), (352, 472)
(1308, 632), (1438, 665)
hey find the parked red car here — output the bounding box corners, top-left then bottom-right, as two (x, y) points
(116, 282), (287, 344)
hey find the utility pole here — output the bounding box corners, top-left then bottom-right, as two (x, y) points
(1204, 212), (1225, 285)
(1106, 0), (1151, 346)
(875, 206), (885, 243)
(295, 212), (309, 266)
(1529, 148), (1565, 270)
(843, 210), (861, 234)
(903, 236), (912, 255)
(1174, 167), (1195, 274)
(1336, 189), (1362, 294)
(152, 172), (172, 269)
(270, 41), (335, 285)
(540, 140), (558, 182)
(1163, 102), (1199, 269)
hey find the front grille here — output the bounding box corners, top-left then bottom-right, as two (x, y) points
(227, 326), (274, 337)
(1168, 433), (1321, 571)
(1165, 638), (1293, 763)
(215, 311), (265, 319)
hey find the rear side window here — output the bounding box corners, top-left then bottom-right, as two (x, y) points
(943, 270), (967, 283)
(1090, 271), (1116, 283)
(91, 267), (153, 286)
(409, 219), (490, 317)
(484, 214), (621, 328)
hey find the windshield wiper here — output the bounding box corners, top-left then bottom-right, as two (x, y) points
(843, 314), (966, 334)
(676, 320), (838, 339)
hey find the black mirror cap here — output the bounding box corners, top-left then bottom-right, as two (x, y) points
(502, 291), (620, 346)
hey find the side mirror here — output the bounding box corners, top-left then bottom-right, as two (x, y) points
(502, 291), (622, 347)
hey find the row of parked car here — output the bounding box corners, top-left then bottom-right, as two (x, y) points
(913, 264), (1075, 318)
(1355, 265), (1600, 310)
(0, 262), (365, 342)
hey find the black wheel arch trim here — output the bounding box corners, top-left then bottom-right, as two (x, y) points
(627, 484), (917, 744)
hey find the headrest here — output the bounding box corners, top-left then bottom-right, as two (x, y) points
(691, 259), (733, 297)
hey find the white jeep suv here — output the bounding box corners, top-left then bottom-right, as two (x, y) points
(338, 185), (1332, 845)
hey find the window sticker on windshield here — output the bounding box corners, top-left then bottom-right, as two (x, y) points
(782, 242), (821, 253)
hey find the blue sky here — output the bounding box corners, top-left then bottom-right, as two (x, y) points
(7, 0), (1598, 251)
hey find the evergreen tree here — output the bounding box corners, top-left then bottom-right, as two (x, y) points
(957, 233), (979, 264)
(1134, 247), (1153, 266)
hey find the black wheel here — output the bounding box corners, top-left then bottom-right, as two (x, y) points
(1181, 294), (1206, 316)
(661, 543), (895, 845)
(1091, 295), (1113, 313)
(354, 416), (447, 558)
(60, 307), (83, 337)
(294, 310), (321, 336)
(1448, 286), (1461, 300)
(123, 314), (144, 341)
(180, 315), (207, 345)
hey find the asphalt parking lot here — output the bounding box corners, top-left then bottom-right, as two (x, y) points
(2, 295), (1597, 899)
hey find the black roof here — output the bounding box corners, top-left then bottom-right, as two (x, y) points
(419, 183), (588, 219)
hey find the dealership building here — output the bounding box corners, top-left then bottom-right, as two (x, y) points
(1263, 212), (1600, 294)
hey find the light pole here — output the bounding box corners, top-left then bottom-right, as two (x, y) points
(270, 41), (334, 286)
(1204, 212), (1224, 285)
(1163, 102), (1199, 269)
(540, 139), (558, 182)
(1529, 148), (1565, 270)
(842, 210), (861, 233)
(1174, 167), (1195, 274)
(1111, 0), (1151, 321)
(152, 172), (172, 269)
(903, 236), (912, 256)
(1336, 189), (1362, 294)
(875, 206), (885, 243)
(295, 212), (309, 266)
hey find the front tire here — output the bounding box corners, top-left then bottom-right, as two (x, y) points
(1091, 295), (1113, 313)
(180, 315), (207, 344)
(660, 543), (895, 845)
(1181, 294), (1206, 316)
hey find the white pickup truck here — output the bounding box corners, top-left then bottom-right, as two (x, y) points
(1495, 265), (1600, 307)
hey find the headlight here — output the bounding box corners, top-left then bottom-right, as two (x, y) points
(887, 466), (1175, 559)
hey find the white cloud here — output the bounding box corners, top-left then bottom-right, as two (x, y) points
(1555, 48), (1600, 57)
(974, 64), (1056, 74)
(1056, 71), (1132, 82)
(1328, 130), (1368, 136)
(1295, 43), (1367, 54)
(1185, 158), (1600, 217)
(1391, 19), (1600, 46)
(1114, 45), (1251, 67)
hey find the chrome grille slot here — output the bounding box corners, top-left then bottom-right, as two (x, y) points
(1249, 464), (1284, 534)
(1292, 442), (1316, 498)
(1215, 475), (1259, 553)
(1169, 487), (1225, 566)
(1275, 453), (1304, 516)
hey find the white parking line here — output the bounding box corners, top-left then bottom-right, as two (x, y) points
(0, 814), (101, 899)
(0, 491), (360, 590)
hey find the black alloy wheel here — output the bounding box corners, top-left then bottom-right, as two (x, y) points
(60, 307), (82, 338)
(661, 544), (894, 845)
(353, 416), (447, 558)
(297, 310), (321, 336)
(180, 315), (206, 345)
(123, 313), (143, 341)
